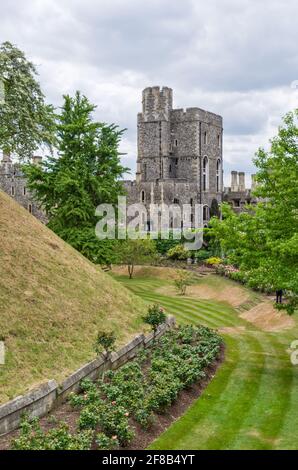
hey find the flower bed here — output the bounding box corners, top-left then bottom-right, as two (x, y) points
(11, 325), (223, 450)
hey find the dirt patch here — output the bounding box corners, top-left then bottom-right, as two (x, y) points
(0, 345), (225, 451)
(112, 265), (184, 280)
(157, 283), (250, 308)
(246, 429), (280, 446)
(219, 326), (246, 335)
(240, 301), (295, 332)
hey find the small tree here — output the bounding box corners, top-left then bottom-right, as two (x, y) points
(94, 330), (116, 359)
(174, 270), (192, 295)
(117, 238), (157, 279)
(143, 304), (167, 342)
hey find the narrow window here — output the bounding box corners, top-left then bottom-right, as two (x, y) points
(174, 198), (179, 204)
(175, 158), (178, 165)
(28, 204), (32, 214)
(216, 159), (221, 192)
(202, 156), (209, 191)
(203, 205), (209, 221)
(204, 131), (208, 145)
(169, 164), (172, 173)
(141, 190), (145, 203)
(11, 186), (15, 196)
(23, 187), (26, 196)
(190, 198), (193, 206)
(217, 134), (221, 147)
(175, 139), (178, 147)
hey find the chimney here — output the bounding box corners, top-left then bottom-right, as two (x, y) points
(238, 172), (245, 192)
(251, 174), (256, 191)
(231, 171), (238, 192)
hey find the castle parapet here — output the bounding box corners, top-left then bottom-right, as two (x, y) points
(142, 86), (173, 121)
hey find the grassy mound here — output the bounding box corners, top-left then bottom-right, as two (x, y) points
(0, 191), (147, 403)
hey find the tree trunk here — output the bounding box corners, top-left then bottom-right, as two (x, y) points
(128, 263), (134, 279)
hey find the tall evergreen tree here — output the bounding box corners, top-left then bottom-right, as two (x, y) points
(24, 92), (128, 262)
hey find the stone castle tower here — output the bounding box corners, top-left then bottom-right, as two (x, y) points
(0, 86), (256, 226)
(124, 86), (224, 225)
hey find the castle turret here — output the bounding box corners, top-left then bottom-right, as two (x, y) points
(137, 86), (173, 181)
(142, 86), (173, 121)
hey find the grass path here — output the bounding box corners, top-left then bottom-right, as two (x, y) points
(115, 273), (298, 450)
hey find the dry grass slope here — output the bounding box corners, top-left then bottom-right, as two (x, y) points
(0, 191), (147, 404)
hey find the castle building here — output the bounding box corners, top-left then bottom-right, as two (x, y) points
(223, 171), (257, 214)
(0, 153), (47, 223)
(124, 86), (224, 227)
(0, 86), (257, 226)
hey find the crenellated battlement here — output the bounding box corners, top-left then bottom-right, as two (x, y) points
(170, 107), (222, 126)
(141, 86), (173, 121)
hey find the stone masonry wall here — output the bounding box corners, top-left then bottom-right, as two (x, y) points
(0, 316), (175, 436)
(0, 156), (47, 223)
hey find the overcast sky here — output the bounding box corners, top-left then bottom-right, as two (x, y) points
(1, 0), (298, 186)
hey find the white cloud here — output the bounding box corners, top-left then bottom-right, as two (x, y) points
(0, 0), (297, 186)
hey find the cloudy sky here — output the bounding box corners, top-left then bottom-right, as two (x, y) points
(1, 0), (298, 186)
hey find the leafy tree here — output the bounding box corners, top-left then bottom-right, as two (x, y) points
(117, 238), (157, 279)
(208, 110), (298, 314)
(142, 304), (167, 341)
(0, 41), (55, 159)
(23, 92), (127, 260)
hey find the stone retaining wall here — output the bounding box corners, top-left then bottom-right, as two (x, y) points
(0, 316), (175, 436)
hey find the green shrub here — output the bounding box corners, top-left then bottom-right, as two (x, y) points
(11, 417), (93, 450)
(23, 325), (222, 451)
(194, 249), (210, 261)
(94, 330), (116, 356)
(143, 304), (167, 337)
(205, 256), (222, 266)
(96, 432), (119, 450)
(154, 236), (181, 255)
(167, 245), (190, 260)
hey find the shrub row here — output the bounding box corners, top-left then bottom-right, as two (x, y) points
(12, 325), (222, 450)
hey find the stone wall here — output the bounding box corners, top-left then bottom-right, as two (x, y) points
(0, 316), (175, 436)
(0, 155), (47, 223)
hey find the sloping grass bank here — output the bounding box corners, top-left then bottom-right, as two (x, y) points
(0, 191), (147, 403)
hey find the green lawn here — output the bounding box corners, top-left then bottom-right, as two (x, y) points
(114, 272), (298, 450)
